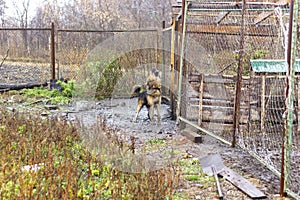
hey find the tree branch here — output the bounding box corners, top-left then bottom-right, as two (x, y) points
(0, 49), (9, 68)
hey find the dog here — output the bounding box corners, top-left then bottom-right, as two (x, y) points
(131, 69), (161, 122)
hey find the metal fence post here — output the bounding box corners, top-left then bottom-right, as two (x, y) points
(280, 0), (298, 197)
(50, 22), (56, 81)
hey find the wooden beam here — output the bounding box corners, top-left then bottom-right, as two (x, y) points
(215, 11), (230, 24)
(275, 0), (290, 5)
(181, 129), (203, 143)
(219, 166), (266, 199)
(254, 11), (274, 25)
(187, 24), (277, 36)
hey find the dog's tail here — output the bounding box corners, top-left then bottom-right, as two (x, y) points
(131, 85), (144, 98)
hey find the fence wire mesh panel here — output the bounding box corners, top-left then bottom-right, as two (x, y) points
(57, 31), (114, 80)
(0, 29), (51, 84)
(174, 1), (300, 198)
(57, 30), (161, 99)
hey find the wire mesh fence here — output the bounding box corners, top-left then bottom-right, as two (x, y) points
(1, 1), (300, 197)
(175, 1), (299, 198)
(0, 28), (51, 84)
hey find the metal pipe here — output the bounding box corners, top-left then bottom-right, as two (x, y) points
(212, 166), (223, 199)
(280, 0), (298, 196)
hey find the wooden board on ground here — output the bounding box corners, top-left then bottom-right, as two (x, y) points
(181, 129), (203, 143)
(219, 166), (267, 199)
(0, 82), (48, 92)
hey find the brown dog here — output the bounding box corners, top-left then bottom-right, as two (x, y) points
(132, 69), (161, 122)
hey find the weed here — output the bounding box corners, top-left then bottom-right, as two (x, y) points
(19, 80), (75, 105)
(0, 108), (180, 199)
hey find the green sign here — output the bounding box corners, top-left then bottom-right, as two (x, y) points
(251, 59), (300, 72)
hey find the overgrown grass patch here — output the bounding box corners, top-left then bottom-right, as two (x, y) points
(177, 158), (215, 185)
(19, 80), (75, 105)
(0, 108), (180, 199)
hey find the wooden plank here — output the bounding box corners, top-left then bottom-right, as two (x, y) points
(199, 74), (204, 126)
(187, 24), (277, 36)
(202, 108), (249, 124)
(201, 122), (234, 132)
(215, 11), (230, 24)
(275, 0), (290, 5)
(219, 166), (266, 199)
(204, 76), (235, 84)
(203, 92), (234, 101)
(253, 11), (273, 25)
(181, 129), (203, 143)
(0, 81), (48, 91)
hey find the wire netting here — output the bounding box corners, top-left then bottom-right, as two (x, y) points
(176, 1), (300, 197)
(0, 29), (51, 84)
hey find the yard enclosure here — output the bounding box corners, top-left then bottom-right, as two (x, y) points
(1, 0), (300, 198)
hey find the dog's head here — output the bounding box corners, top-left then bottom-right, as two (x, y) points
(146, 75), (161, 90)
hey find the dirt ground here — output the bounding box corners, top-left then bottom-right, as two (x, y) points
(65, 98), (284, 200)
(0, 62), (289, 199)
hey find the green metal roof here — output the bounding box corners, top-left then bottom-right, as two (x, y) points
(251, 59), (300, 73)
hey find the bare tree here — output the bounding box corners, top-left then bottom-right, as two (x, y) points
(7, 0), (31, 55)
(122, 0), (174, 29)
(0, 0), (5, 21)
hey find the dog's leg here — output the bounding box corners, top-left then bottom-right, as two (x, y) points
(149, 105), (154, 121)
(133, 104), (143, 122)
(157, 100), (161, 122)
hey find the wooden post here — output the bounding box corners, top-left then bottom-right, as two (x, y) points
(261, 75), (266, 133)
(170, 17), (176, 120)
(162, 21), (166, 95)
(198, 74), (204, 126)
(50, 22), (55, 80)
(232, 0), (246, 147)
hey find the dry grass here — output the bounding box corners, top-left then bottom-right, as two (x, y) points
(0, 107), (180, 199)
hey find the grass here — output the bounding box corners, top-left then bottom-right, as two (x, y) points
(144, 138), (167, 151)
(0, 107), (181, 199)
(175, 157), (217, 199)
(19, 80), (75, 105)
